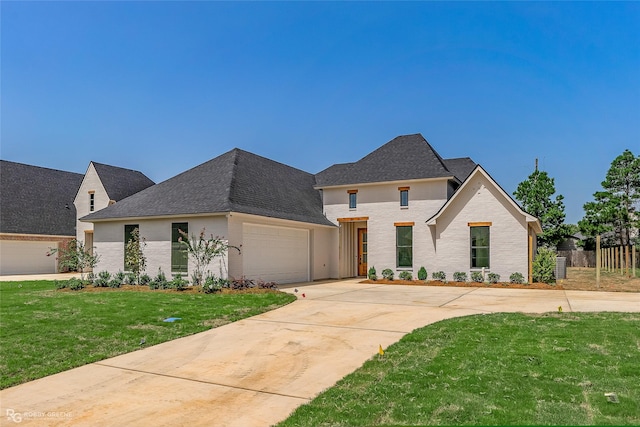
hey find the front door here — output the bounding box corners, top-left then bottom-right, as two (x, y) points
(358, 228), (368, 276)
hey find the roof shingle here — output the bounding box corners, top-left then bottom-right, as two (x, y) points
(0, 160), (83, 236)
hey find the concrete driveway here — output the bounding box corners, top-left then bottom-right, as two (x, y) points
(1, 280), (638, 426)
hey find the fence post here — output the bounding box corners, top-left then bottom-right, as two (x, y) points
(633, 246), (637, 278)
(625, 245), (630, 277)
(596, 235), (601, 289)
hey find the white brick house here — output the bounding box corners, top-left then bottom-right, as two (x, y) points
(82, 134), (541, 284)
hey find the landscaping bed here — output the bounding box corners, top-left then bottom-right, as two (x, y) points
(361, 278), (560, 290)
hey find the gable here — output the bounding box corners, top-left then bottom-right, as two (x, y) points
(91, 162), (154, 201)
(427, 166), (542, 233)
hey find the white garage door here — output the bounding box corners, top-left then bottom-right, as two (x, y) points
(242, 224), (309, 284)
(0, 240), (57, 275)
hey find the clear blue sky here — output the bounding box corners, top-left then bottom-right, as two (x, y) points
(2, 1), (639, 224)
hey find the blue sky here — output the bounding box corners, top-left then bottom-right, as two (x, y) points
(2, 1), (639, 224)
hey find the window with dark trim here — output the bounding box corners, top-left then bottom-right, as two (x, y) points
(400, 189), (409, 207)
(396, 225), (413, 268)
(172, 222), (188, 273)
(89, 192), (95, 212)
(348, 190), (357, 209)
(470, 226), (490, 268)
(124, 224), (138, 270)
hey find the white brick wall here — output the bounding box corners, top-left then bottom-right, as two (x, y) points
(75, 163), (110, 243)
(433, 173), (529, 280)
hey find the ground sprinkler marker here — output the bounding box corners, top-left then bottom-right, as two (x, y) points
(163, 317), (182, 322)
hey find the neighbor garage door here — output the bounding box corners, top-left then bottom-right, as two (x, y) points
(0, 240), (57, 275)
(242, 223), (309, 284)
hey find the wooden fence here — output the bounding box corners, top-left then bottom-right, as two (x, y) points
(557, 250), (596, 267)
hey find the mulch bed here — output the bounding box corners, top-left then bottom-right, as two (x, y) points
(360, 279), (562, 290)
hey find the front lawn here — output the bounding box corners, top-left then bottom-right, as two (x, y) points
(278, 312), (640, 426)
(0, 280), (295, 389)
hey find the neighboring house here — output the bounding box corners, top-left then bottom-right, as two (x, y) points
(0, 160), (83, 274)
(74, 161), (154, 253)
(82, 133), (541, 284)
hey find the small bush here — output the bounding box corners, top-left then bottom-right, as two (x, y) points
(67, 277), (85, 291)
(139, 274), (152, 286)
(510, 272), (525, 284)
(108, 271), (125, 288)
(399, 271), (412, 280)
(381, 269), (394, 280)
(470, 271), (484, 283)
(368, 266), (377, 281)
(227, 277), (279, 291)
(453, 272), (467, 282)
(124, 272), (137, 285)
(432, 271), (446, 281)
(170, 274), (189, 291)
(533, 247), (556, 284)
(417, 266), (428, 281)
(202, 275), (225, 293)
(55, 280), (67, 290)
(487, 272), (500, 284)
(150, 269), (169, 290)
(93, 271), (111, 287)
(87, 272), (96, 283)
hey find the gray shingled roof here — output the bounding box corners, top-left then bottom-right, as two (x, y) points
(314, 133), (472, 187)
(91, 162), (154, 201)
(443, 157), (477, 182)
(82, 149), (335, 227)
(1, 160), (83, 236)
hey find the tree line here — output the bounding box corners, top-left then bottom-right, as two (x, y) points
(514, 149), (640, 250)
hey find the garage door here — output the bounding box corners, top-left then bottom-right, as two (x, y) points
(242, 224), (309, 284)
(0, 240), (57, 275)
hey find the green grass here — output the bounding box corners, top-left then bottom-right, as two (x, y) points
(279, 312), (640, 426)
(0, 281), (295, 389)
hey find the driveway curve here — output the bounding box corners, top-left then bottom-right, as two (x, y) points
(1, 280), (638, 426)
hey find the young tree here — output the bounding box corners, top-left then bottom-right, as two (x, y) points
(179, 228), (240, 286)
(124, 227), (146, 284)
(514, 167), (571, 248)
(47, 239), (100, 281)
(579, 149), (640, 246)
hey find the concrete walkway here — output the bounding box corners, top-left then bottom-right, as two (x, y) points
(1, 280), (638, 426)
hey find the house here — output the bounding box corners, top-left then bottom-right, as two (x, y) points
(82, 134), (541, 284)
(0, 160), (153, 275)
(0, 160), (83, 274)
(74, 161), (155, 254)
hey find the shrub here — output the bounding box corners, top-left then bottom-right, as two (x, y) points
(139, 274), (152, 286)
(150, 269), (169, 290)
(487, 272), (501, 284)
(227, 277), (279, 291)
(93, 271), (111, 288)
(417, 266), (428, 281)
(124, 272), (137, 285)
(55, 280), (67, 290)
(471, 271), (484, 283)
(67, 277), (85, 291)
(533, 247), (556, 284)
(381, 269), (394, 280)
(108, 271), (125, 288)
(202, 275), (224, 293)
(432, 271), (446, 281)
(170, 274), (189, 291)
(399, 271), (412, 280)
(510, 272), (525, 284)
(87, 272), (96, 283)
(368, 266), (377, 281)
(453, 272), (467, 282)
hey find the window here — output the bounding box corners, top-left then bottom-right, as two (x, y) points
(396, 225), (413, 268)
(399, 187), (409, 207)
(124, 224), (138, 270)
(470, 226), (490, 268)
(172, 222), (188, 273)
(89, 192), (95, 211)
(348, 190), (358, 209)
